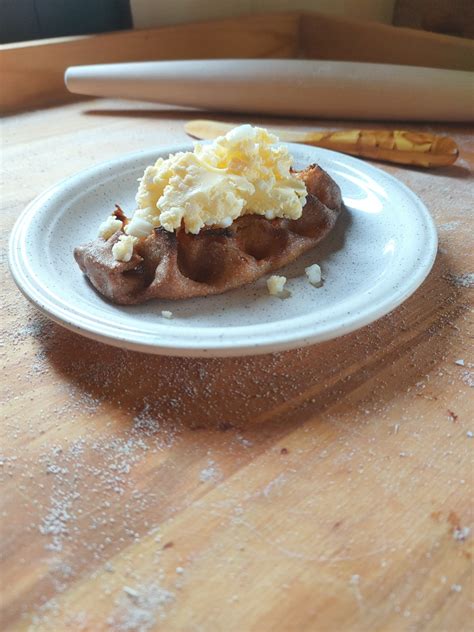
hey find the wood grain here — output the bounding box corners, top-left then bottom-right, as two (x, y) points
(2, 10), (473, 115)
(393, 0), (474, 39)
(300, 11), (474, 71)
(0, 12), (299, 114)
(0, 101), (473, 631)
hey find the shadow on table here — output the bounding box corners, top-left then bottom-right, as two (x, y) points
(33, 249), (466, 452)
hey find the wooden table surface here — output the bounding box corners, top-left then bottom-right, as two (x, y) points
(1, 101), (473, 632)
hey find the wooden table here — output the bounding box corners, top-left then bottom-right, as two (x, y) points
(1, 101), (473, 631)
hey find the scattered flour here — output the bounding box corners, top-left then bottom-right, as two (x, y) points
(108, 582), (175, 631)
(349, 574), (363, 609)
(453, 527), (471, 541)
(438, 221), (461, 232)
(199, 460), (221, 483)
(446, 272), (474, 288)
(262, 473), (287, 498)
(460, 370), (474, 387)
(39, 494), (77, 552)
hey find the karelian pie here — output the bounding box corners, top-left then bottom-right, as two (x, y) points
(74, 163), (343, 304)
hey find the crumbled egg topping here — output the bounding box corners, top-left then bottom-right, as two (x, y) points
(305, 263), (322, 286)
(111, 234), (137, 262)
(124, 125), (307, 237)
(98, 215), (123, 240)
(267, 275), (287, 296)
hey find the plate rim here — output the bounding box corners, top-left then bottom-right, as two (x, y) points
(8, 144), (438, 357)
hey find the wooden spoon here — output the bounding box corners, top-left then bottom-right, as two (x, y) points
(185, 119), (458, 168)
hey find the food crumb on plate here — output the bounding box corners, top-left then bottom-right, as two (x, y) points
(267, 275), (287, 296)
(161, 310), (173, 319)
(305, 263), (322, 286)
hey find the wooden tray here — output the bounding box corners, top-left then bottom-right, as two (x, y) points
(2, 10), (473, 113)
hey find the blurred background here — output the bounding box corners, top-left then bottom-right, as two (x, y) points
(1, 0), (473, 44)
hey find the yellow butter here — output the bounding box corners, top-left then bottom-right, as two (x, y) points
(125, 125), (307, 236)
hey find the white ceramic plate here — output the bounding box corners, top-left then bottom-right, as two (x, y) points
(9, 143), (437, 357)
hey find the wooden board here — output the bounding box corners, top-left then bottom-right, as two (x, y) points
(1, 101), (473, 631)
(0, 12), (300, 114)
(2, 10), (473, 114)
(393, 0), (474, 39)
(300, 11), (474, 70)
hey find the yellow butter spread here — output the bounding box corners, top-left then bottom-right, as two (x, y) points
(123, 125), (307, 238)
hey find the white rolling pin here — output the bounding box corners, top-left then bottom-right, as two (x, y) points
(65, 59), (473, 122)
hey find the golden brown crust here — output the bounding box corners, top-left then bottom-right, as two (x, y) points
(74, 164), (344, 304)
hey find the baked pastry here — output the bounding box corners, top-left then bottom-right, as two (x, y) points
(75, 164), (342, 304)
(74, 126), (343, 304)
